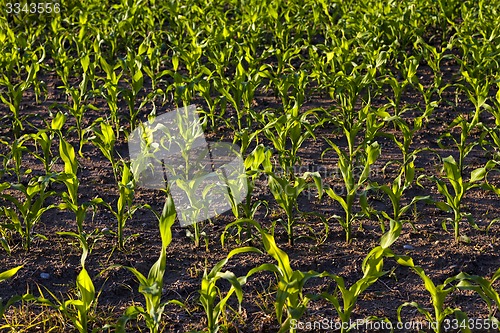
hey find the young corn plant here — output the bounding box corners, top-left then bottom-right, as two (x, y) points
(452, 268), (500, 326)
(92, 121), (143, 249)
(57, 138), (102, 238)
(438, 112), (483, 181)
(369, 118), (430, 231)
(414, 36), (454, 92)
(370, 158), (430, 232)
(433, 83), (486, 242)
(32, 236), (98, 333)
(63, 84), (96, 157)
(323, 139), (381, 243)
(53, 36), (76, 90)
(383, 56), (419, 117)
(59, 266), (96, 333)
(314, 245), (391, 333)
(99, 56), (123, 137)
(261, 106), (322, 180)
(322, 91), (385, 242)
(266, 170), (323, 246)
(225, 219), (325, 333)
(258, 107), (325, 245)
(80, 52), (98, 92)
(29, 112), (66, 175)
(214, 63), (261, 132)
(309, 223), (400, 333)
(117, 195), (182, 333)
(171, 72), (195, 108)
(100, 161), (143, 250)
(431, 155), (487, 242)
(119, 50), (145, 131)
(90, 120), (118, 182)
(396, 256), (471, 333)
(195, 77), (223, 129)
(437, 68), (488, 169)
(140, 40), (170, 91)
(0, 63), (38, 138)
(199, 246), (263, 333)
(1, 134), (29, 182)
(227, 144), (271, 243)
(371, 106), (432, 231)
(0, 175), (56, 251)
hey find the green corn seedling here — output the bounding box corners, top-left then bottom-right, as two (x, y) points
(64, 85), (96, 157)
(100, 160), (142, 250)
(52, 249), (96, 332)
(99, 56), (123, 137)
(57, 138), (102, 237)
(199, 246), (262, 333)
(322, 93), (384, 243)
(0, 64), (38, 138)
(117, 195), (182, 333)
(1, 134), (29, 182)
(225, 219), (325, 333)
(57, 137), (82, 230)
(178, 36), (203, 76)
(312, 215), (399, 331)
(276, 71), (308, 112)
(53, 36), (76, 90)
(371, 164), (430, 232)
(194, 77), (221, 129)
(438, 73), (486, 172)
(261, 106), (322, 179)
(267, 170), (323, 246)
(31, 237), (97, 333)
(61, 266), (96, 333)
(119, 50), (145, 131)
(315, 245), (391, 333)
(452, 268), (500, 326)
(431, 155), (487, 242)
(384, 55), (419, 117)
(369, 111), (430, 230)
(433, 78), (487, 242)
(91, 121), (118, 182)
(396, 256), (471, 333)
(0, 176), (56, 251)
(171, 72), (195, 108)
(60, 228), (97, 333)
(233, 144), (271, 243)
(323, 139), (381, 243)
(29, 112), (66, 174)
(80, 52), (98, 91)
(214, 63), (260, 132)
(414, 36), (453, 91)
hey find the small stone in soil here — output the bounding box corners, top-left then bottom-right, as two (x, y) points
(403, 244), (414, 250)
